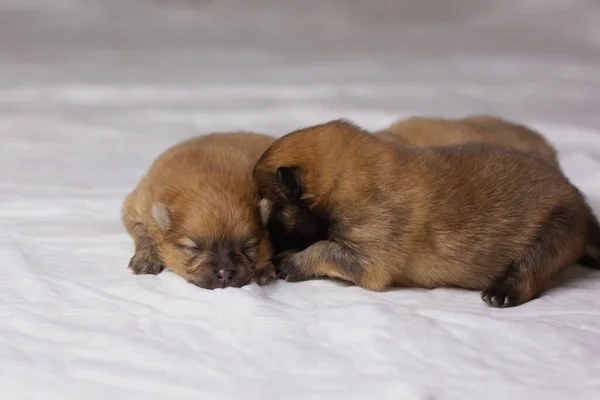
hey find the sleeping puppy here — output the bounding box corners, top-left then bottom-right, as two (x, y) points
(376, 114), (600, 268)
(264, 115), (561, 257)
(122, 133), (276, 289)
(254, 120), (600, 307)
(375, 115), (559, 167)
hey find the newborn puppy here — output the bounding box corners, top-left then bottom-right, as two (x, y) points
(375, 115), (559, 167)
(122, 133), (276, 289)
(376, 114), (600, 268)
(266, 115), (561, 256)
(254, 120), (600, 307)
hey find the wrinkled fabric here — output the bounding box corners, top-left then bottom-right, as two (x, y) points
(0, 1), (599, 399)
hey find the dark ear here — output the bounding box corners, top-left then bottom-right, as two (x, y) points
(277, 166), (303, 198)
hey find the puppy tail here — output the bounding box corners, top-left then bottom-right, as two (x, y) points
(578, 212), (600, 269)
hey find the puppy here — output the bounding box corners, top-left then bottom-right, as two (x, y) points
(254, 120), (600, 307)
(122, 133), (276, 289)
(263, 115), (560, 257)
(375, 115), (559, 167)
(376, 115), (600, 268)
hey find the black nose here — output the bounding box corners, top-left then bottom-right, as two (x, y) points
(216, 269), (232, 287)
(212, 250), (237, 288)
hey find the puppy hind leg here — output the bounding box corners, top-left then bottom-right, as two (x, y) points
(482, 205), (585, 308)
(481, 261), (522, 307)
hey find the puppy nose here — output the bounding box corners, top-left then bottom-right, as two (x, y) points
(216, 269), (232, 287)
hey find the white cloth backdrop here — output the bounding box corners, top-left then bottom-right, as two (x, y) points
(1, 1), (599, 399)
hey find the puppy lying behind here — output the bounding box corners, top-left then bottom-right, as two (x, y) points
(375, 115), (559, 167)
(123, 133), (276, 289)
(376, 114), (600, 268)
(254, 120), (600, 307)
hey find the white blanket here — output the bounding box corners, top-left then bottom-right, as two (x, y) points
(1, 1), (599, 399)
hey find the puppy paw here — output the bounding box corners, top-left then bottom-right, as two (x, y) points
(254, 262), (277, 285)
(128, 253), (164, 275)
(481, 286), (519, 308)
(273, 253), (307, 282)
(271, 250), (296, 275)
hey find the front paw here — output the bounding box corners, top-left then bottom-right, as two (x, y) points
(271, 250), (296, 274)
(275, 254), (307, 282)
(128, 252), (164, 275)
(254, 262), (277, 285)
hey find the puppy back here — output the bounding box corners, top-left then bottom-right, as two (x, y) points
(377, 115), (558, 166)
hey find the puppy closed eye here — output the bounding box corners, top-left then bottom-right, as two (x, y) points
(176, 238), (211, 272)
(243, 238), (260, 259)
(177, 237), (202, 252)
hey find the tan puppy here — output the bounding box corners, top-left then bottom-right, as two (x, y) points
(123, 133), (276, 289)
(263, 115), (561, 258)
(376, 115), (600, 268)
(375, 115), (559, 167)
(254, 120), (600, 307)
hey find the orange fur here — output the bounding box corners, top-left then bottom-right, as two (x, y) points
(375, 115), (559, 167)
(255, 120), (593, 307)
(123, 133), (275, 289)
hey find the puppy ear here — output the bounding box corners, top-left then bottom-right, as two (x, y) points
(277, 166), (303, 198)
(258, 198), (273, 226)
(152, 202), (171, 230)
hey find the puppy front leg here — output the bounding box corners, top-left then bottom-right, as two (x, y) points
(125, 221), (164, 275)
(254, 262), (277, 285)
(276, 240), (387, 290)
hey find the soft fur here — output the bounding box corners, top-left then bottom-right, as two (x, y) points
(254, 120), (600, 307)
(376, 114), (600, 268)
(375, 115), (559, 167)
(123, 133), (276, 289)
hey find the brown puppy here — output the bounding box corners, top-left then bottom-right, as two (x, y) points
(254, 120), (600, 307)
(376, 115), (600, 268)
(264, 116), (561, 257)
(375, 115), (559, 167)
(123, 133), (276, 289)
